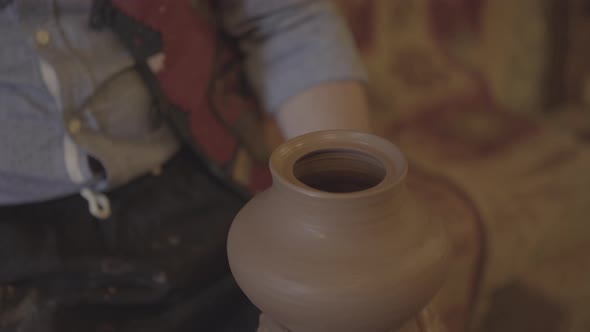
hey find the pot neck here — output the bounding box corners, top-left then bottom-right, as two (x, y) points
(269, 130), (408, 211)
(270, 176), (407, 211)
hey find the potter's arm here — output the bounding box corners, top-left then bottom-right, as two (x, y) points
(219, 0), (370, 140)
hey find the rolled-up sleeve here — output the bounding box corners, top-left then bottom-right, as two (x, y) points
(220, 0), (367, 113)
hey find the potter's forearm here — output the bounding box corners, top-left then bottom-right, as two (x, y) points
(276, 81), (371, 139)
(220, 1), (368, 136)
(220, 1), (370, 141)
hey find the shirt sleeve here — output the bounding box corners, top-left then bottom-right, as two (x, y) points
(219, 0), (368, 113)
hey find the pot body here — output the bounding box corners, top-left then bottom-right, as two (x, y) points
(228, 131), (449, 332)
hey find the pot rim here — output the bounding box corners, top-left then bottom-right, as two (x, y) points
(269, 130), (408, 201)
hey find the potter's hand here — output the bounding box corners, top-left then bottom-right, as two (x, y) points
(275, 81), (371, 140)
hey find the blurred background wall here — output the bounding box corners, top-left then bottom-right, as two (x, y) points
(334, 1), (590, 331)
(336, 0), (590, 137)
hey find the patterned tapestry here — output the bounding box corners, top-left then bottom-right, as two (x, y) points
(335, 1), (590, 331)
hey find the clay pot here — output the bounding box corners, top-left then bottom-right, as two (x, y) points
(227, 130), (449, 332)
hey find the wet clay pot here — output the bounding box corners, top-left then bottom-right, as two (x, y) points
(227, 130), (449, 332)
